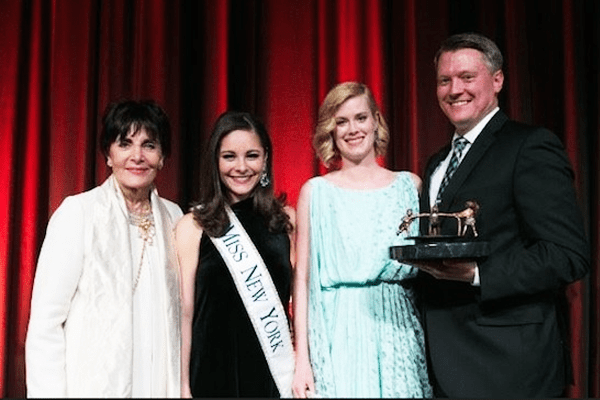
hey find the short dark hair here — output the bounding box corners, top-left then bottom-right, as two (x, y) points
(193, 111), (291, 237)
(434, 32), (503, 73)
(100, 100), (172, 158)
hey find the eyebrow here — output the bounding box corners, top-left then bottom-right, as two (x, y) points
(220, 149), (262, 154)
(336, 111), (368, 119)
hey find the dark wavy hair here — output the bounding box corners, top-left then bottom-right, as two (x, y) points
(100, 100), (171, 158)
(193, 111), (291, 237)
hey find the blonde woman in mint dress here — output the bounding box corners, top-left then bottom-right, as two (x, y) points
(292, 82), (432, 398)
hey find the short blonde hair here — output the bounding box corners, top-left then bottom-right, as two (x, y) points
(313, 82), (389, 168)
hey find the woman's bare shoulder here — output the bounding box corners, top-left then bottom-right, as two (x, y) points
(175, 212), (202, 243)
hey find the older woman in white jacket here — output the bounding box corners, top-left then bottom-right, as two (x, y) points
(26, 100), (182, 397)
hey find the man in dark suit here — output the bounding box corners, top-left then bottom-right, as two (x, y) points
(416, 33), (590, 398)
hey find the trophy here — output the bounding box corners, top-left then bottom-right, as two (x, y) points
(390, 200), (490, 261)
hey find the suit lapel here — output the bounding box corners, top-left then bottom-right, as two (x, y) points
(436, 111), (509, 212)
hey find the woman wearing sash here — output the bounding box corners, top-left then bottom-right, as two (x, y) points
(176, 111), (295, 398)
(26, 100), (183, 397)
(292, 82), (432, 398)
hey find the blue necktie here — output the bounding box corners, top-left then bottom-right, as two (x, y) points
(436, 137), (468, 204)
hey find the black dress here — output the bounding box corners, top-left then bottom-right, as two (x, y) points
(189, 198), (292, 398)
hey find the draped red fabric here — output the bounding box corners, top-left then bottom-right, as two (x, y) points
(1, 0), (50, 390)
(1, 0), (598, 396)
(199, 0), (229, 131)
(561, 3), (587, 396)
(402, 0), (420, 173)
(0, 0), (20, 389)
(259, 0), (317, 201)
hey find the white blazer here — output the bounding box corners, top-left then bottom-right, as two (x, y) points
(26, 175), (183, 397)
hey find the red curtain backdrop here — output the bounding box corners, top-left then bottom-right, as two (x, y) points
(1, 0), (598, 396)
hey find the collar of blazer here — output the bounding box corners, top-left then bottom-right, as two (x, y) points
(432, 111), (510, 212)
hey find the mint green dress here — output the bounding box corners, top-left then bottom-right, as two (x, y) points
(307, 172), (432, 398)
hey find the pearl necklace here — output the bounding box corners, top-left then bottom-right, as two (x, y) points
(129, 206), (155, 293)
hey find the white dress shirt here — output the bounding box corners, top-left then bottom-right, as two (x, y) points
(428, 108), (499, 286)
(429, 107), (500, 208)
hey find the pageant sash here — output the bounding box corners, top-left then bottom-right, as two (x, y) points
(209, 206), (294, 397)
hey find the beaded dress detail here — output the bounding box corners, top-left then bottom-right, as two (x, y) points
(307, 172), (432, 398)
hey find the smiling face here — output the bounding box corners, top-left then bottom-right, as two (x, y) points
(218, 129), (266, 203)
(436, 48), (504, 135)
(107, 127), (164, 194)
(333, 95), (378, 164)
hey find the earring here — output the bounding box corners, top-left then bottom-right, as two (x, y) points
(259, 171), (270, 187)
(107, 159), (113, 168)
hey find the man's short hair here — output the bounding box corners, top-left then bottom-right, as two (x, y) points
(434, 32), (503, 73)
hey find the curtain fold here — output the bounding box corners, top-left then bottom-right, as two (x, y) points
(0, 0), (597, 396)
(0, 0), (20, 385)
(50, 0), (97, 206)
(561, 2), (587, 397)
(259, 0), (317, 202)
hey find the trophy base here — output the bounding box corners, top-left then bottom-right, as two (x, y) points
(390, 239), (490, 261)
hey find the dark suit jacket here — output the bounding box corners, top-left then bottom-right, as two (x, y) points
(419, 111), (589, 398)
